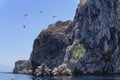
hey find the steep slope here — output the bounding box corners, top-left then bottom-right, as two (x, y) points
(30, 20), (73, 74)
(70, 0), (120, 74)
(13, 20), (73, 75)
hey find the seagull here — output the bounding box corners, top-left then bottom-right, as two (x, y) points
(52, 16), (56, 18)
(39, 11), (43, 15)
(24, 14), (28, 18)
(23, 25), (26, 28)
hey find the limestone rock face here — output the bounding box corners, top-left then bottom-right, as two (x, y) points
(13, 60), (32, 74)
(71, 0), (120, 74)
(34, 63), (51, 76)
(30, 20), (73, 73)
(52, 63), (72, 76)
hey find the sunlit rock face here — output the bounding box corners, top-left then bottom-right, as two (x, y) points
(71, 0), (120, 74)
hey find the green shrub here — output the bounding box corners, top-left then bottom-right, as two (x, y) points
(72, 44), (85, 58)
(69, 44), (85, 63)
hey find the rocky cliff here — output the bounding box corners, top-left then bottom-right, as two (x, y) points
(71, 0), (120, 74)
(13, 0), (120, 76)
(30, 20), (73, 75)
(13, 20), (73, 76)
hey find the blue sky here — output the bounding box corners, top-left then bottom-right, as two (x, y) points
(0, 0), (79, 72)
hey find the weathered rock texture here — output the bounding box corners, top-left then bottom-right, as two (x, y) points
(52, 63), (72, 76)
(70, 0), (120, 74)
(13, 0), (120, 76)
(30, 20), (73, 75)
(34, 63), (51, 76)
(13, 60), (32, 74)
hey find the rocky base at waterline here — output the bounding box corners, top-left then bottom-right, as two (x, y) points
(13, 0), (120, 76)
(13, 60), (32, 74)
(52, 63), (72, 76)
(33, 63), (72, 76)
(13, 61), (72, 76)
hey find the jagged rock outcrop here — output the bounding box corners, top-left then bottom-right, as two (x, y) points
(33, 63), (72, 76)
(13, 60), (32, 74)
(13, 20), (73, 75)
(30, 20), (73, 74)
(52, 63), (72, 76)
(34, 63), (51, 76)
(69, 0), (120, 74)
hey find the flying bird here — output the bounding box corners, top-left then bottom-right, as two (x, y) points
(23, 25), (26, 28)
(52, 16), (56, 18)
(24, 14), (28, 18)
(39, 11), (43, 15)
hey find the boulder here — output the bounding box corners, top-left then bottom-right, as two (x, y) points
(52, 63), (72, 76)
(34, 63), (51, 76)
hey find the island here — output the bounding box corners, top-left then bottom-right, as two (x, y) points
(13, 0), (120, 76)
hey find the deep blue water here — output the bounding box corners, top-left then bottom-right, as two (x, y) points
(1, 73), (120, 80)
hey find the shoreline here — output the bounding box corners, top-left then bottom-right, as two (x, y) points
(1, 72), (120, 77)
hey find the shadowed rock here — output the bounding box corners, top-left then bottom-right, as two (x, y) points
(30, 20), (73, 74)
(13, 60), (32, 74)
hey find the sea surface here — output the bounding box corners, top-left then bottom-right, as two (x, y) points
(0, 73), (120, 80)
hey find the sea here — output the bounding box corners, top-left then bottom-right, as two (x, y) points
(0, 73), (120, 80)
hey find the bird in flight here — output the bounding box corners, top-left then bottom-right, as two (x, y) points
(39, 11), (43, 15)
(52, 16), (56, 18)
(24, 14), (28, 18)
(23, 25), (26, 28)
